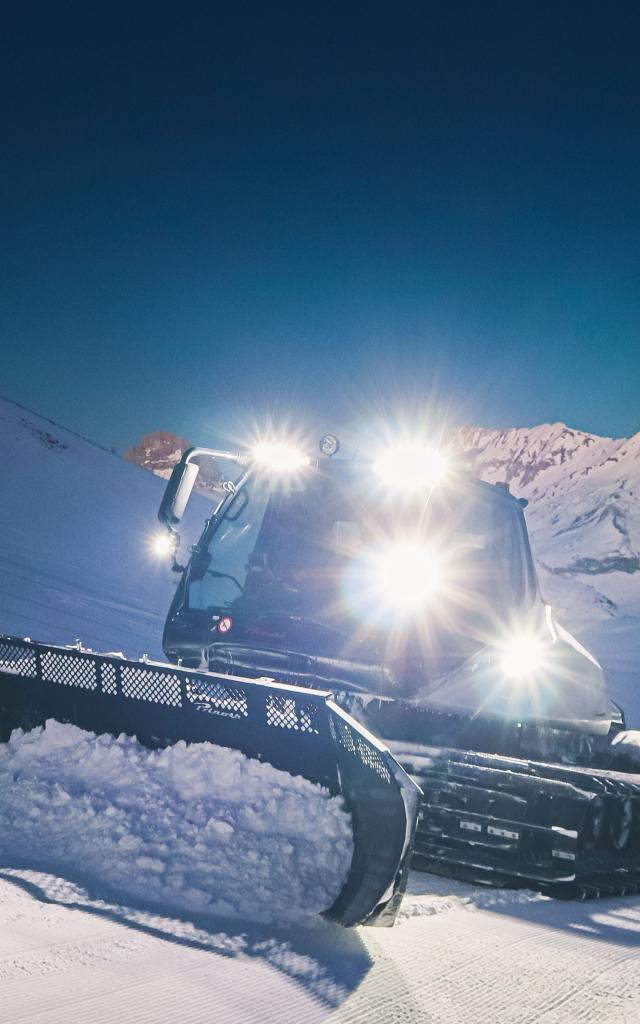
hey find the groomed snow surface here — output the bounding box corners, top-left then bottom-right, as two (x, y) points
(2, 868), (640, 1024)
(0, 720), (353, 926)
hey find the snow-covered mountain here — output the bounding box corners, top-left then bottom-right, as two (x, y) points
(453, 423), (640, 622)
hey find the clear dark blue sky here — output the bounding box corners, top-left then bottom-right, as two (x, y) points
(2, 1), (639, 450)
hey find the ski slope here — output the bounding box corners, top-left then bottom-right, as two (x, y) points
(2, 868), (639, 1024)
(1, 396), (640, 1022)
(0, 396), (207, 660)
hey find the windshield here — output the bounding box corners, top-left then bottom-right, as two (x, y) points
(186, 464), (534, 636)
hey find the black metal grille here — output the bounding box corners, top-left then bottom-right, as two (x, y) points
(299, 702), (321, 734)
(101, 663), (118, 695)
(266, 694), (321, 733)
(41, 650), (97, 690)
(0, 641), (37, 678)
(355, 735), (392, 782)
(120, 666), (182, 706)
(333, 718), (356, 754)
(331, 717), (392, 783)
(186, 679), (248, 719)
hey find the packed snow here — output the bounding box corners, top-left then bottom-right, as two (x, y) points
(2, 866), (640, 1024)
(0, 719), (353, 925)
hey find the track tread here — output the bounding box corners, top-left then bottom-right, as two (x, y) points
(406, 746), (640, 900)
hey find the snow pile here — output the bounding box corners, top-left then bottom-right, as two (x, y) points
(0, 720), (353, 925)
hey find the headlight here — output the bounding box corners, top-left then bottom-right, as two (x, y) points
(374, 541), (441, 608)
(374, 444), (448, 492)
(252, 441), (309, 471)
(150, 531), (175, 557)
(500, 634), (547, 679)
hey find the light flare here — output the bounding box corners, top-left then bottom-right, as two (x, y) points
(375, 541), (442, 608)
(500, 633), (547, 679)
(373, 444), (448, 493)
(149, 531), (175, 558)
(342, 539), (445, 624)
(252, 441), (310, 471)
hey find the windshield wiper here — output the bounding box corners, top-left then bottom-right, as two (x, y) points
(204, 568), (244, 594)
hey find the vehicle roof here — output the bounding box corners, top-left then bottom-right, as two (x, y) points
(300, 457), (521, 509)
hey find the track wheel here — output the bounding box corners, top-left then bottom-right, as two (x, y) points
(581, 797), (605, 851)
(610, 798), (634, 852)
(521, 827), (553, 867)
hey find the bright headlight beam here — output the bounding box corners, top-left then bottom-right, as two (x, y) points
(150, 531), (175, 558)
(252, 442), (310, 471)
(374, 444), (448, 493)
(500, 634), (546, 679)
(375, 541), (441, 608)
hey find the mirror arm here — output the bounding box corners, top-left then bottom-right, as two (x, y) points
(159, 447), (252, 527)
(164, 526), (186, 573)
(182, 447), (252, 467)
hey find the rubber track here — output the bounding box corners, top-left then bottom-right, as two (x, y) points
(405, 747), (640, 899)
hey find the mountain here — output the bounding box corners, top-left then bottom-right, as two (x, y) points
(453, 423), (640, 622)
(125, 430), (224, 496)
(124, 431), (191, 479)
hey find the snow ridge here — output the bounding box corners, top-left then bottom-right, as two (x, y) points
(453, 422), (640, 620)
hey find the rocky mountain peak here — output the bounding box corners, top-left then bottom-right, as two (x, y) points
(124, 431), (225, 496)
(124, 432), (191, 480)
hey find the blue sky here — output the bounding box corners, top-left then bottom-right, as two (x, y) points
(2, 2), (639, 449)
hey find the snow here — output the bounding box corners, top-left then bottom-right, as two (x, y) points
(0, 396), (208, 659)
(580, 615), (640, 726)
(455, 420), (640, 727)
(0, 720), (353, 926)
(1, 398), (640, 1022)
(455, 421), (640, 621)
(1, 868), (639, 1023)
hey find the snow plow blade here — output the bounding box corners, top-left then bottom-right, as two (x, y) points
(0, 636), (420, 928)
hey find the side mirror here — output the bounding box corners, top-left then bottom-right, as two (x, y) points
(158, 457), (200, 525)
